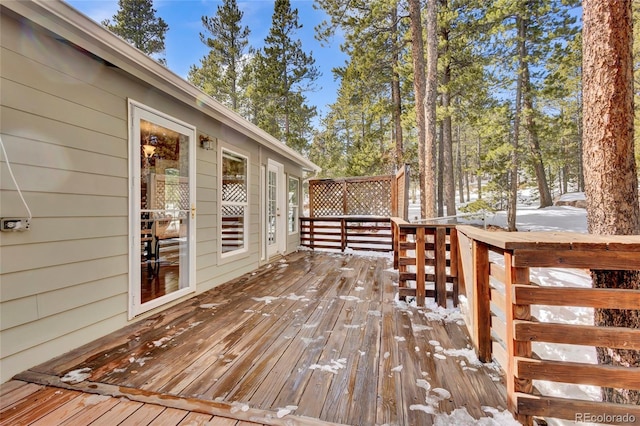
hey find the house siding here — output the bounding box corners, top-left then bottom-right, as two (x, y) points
(0, 8), (308, 383)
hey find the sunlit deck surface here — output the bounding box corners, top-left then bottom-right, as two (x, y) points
(5, 251), (507, 425)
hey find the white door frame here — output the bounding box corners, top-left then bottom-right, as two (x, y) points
(128, 100), (196, 319)
(266, 159), (286, 258)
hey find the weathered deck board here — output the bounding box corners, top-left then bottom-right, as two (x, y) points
(9, 251), (508, 425)
(0, 383), (268, 426)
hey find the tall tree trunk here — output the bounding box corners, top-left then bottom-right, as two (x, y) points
(438, 120), (445, 216)
(476, 135), (482, 200)
(457, 123), (465, 203)
(577, 93), (585, 192)
(440, 0), (456, 216)
(522, 64), (553, 207)
(408, 0), (432, 218)
(508, 13), (525, 232)
(583, 0), (640, 404)
(391, 4), (404, 169)
(424, 0), (438, 218)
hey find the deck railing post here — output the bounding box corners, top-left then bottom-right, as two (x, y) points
(449, 228), (459, 306)
(435, 227), (447, 307)
(472, 240), (491, 362)
(341, 217), (347, 252)
(416, 227), (426, 306)
(504, 251), (533, 426)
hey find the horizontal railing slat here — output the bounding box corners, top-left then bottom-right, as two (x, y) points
(513, 285), (640, 309)
(514, 321), (640, 350)
(515, 357), (640, 390)
(516, 393), (640, 421)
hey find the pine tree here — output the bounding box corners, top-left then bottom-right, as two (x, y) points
(188, 0), (250, 112)
(315, 0), (405, 169)
(102, 0), (168, 64)
(252, 0), (319, 152)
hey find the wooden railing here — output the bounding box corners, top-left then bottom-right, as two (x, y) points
(390, 218), (459, 307)
(299, 216), (392, 252)
(455, 225), (640, 425)
(301, 215), (640, 424)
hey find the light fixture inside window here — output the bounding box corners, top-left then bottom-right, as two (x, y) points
(200, 134), (215, 150)
(142, 143), (156, 158)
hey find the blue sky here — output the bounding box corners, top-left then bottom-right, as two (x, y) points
(66, 0), (346, 119)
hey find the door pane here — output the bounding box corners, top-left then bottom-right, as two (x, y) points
(268, 169), (277, 245)
(139, 119), (190, 304)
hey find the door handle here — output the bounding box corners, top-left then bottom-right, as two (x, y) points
(191, 205), (196, 219)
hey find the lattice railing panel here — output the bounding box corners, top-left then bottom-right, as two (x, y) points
(345, 180), (391, 216)
(309, 176), (396, 217)
(309, 181), (344, 216)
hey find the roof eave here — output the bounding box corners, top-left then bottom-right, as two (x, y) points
(2, 0), (321, 173)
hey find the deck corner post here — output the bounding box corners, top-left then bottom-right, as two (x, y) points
(504, 251), (533, 425)
(472, 240), (491, 363)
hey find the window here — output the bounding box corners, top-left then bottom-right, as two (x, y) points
(288, 176), (299, 234)
(221, 148), (248, 256)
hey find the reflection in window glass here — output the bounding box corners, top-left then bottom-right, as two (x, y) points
(288, 177), (299, 234)
(221, 150), (248, 254)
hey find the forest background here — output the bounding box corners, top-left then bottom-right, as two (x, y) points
(74, 0), (640, 220)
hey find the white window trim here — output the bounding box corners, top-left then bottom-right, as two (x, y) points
(288, 176), (300, 235)
(218, 142), (250, 261)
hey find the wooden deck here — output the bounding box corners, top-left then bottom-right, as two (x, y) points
(3, 251), (508, 425)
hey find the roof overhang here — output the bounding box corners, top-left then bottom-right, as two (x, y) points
(1, 0), (321, 173)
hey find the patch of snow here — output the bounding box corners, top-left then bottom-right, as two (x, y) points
(432, 388), (451, 399)
(229, 402), (250, 413)
(343, 324), (363, 329)
(394, 336), (406, 342)
(199, 303), (218, 309)
(339, 295), (362, 302)
(434, 353), (447, 360)
(367, 310), (382, 317)
(301, 336), (324, 347)
(152, 336), (171, 347)
(61, 368), (91, 384)
(252, 296), (279, 304)
(286, 293), (308, 301)
(302, 322), (319, 329)
(443, 348), (482, 367)
(557, 192), (585, 202)
(276, 405), (298, 418)
(431, 407), (520, 425)
(309, 358), (347, 374)
(354, 286), (365, 292)
(391, 365), (403, 372)
(412, 324), (433, 332)
(410, 403), (438, 414)
(416, 379), (431, 392)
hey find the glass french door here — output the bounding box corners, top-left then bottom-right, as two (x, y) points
(266, 160), (285, 258)
(129, 101), (196, 318)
